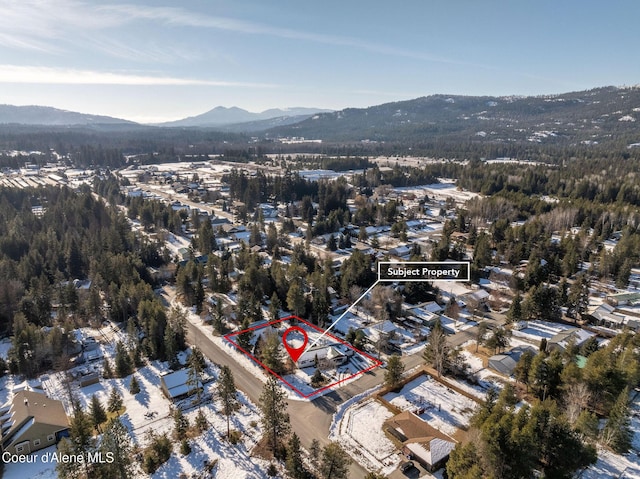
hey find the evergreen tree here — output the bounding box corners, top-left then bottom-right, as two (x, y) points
(90, 394), (107, 432)
(287, 281), (306, 317)
(187, 347), (205, 404)
(514, 350), (534, 391)
(96, 417), (134, 479)
(485, 327), (510, 354)
(309, 438), (321, 472)
(129, 375), (141, 394)
(262, 330), (286, 374)
(506, 292), (522, 324)
(107, 386), (124, 414)
(319, 442), (352, 479)
(173, 408), (189, 440)
(268, 292), (282, 322)
(384, 354), (405, 390)
(180, 438), (191, 455)
(259, 376), (290, 454)
(286, 432), (306, 479)
(327, 234), (337, 251)
(311, 368), (325, 387)
(217, 365), (239, 439)
(212, 299), (226, 334)
(103, 358), (114, 379)
(114, 341), (133, 377)
(195, 408), (208, 432)
(67, 403), (94, 471)
(446, 441), (484, 479)
(237, 317), (254, 351)
(602, 387), (633, 453)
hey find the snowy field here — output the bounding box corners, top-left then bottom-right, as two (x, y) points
(331, 398), (400, 476)
(383, 375), (477, 436)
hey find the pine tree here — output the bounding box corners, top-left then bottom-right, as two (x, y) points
(107, 386), (124, 414)
(268, 292), (282, 322)
(513, 350), (534, 391)
(309, 438), (321, 472)
(114, 341), (133, 377)
(506, 292), (523, 324)
(103, 358), (113, 379)
(384, 354), (404, 390)
(237, 317), (254, 351)
(287, 281), (306, 317)
(286, 432), (306, 479)
(602, 387), (632, 453)
(195, 408), (208, 432)
(259, 376), (290, 453)
(262, 330), (285, 374)
(319, 442), (352, 479)
(174, 408), (189, 440)
(96, 417), (134, 479)
(90, 394), (107, 432)
(217, 365), (239, 439)
(187, 347), (205, 405)
(129, 375), (141, 394)
(446, 442), (484, 479)
(327, 235), (337, 251)
(311, 368), (325, 387)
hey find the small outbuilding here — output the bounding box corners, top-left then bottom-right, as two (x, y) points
(160, 369), (203, 401)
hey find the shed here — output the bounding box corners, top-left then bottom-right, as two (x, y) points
(160, 369), (203, 400)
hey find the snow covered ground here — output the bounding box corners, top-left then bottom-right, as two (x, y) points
(3, 316), (273, 479)
(214, 312), (380, 399)
(331, 398), (400, 476)
(581, 395), (640, 479)
(383, 375), (477, 436)
(0, 337), (12, 360)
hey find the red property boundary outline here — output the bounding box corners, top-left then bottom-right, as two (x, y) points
(224, 315), (382, 398)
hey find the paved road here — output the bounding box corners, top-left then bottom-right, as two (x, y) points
(186, 321), (374, 477)
(178, 281), (507, 478)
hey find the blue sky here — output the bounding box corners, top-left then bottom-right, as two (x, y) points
(0, 0), (638, 122)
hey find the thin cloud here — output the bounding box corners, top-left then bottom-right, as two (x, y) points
(0, 65), (277, 87)
(0, 1), (465, 66)
(100, 4), (463, 66)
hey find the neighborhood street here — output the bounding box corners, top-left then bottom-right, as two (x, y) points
(183, 298), (507, 478)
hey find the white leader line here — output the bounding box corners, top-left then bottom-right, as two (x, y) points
(304, 279), (379, 352)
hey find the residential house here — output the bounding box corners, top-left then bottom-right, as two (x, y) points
(1, 390), (69, 455)
(296, 344), (348, 369)
(488, 345), (536, 376)
(384, 410), (456, 472)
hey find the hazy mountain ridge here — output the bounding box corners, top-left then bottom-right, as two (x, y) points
(160, 106), (333, 127)
(0, 105), (135, 126)
(267, 86), (640, 146)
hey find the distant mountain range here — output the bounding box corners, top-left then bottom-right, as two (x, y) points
(0, 105), (135, 126)
(158, 106), (333, 128)
(266, 86), (640, 147)
(1, 87), (639, 149)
